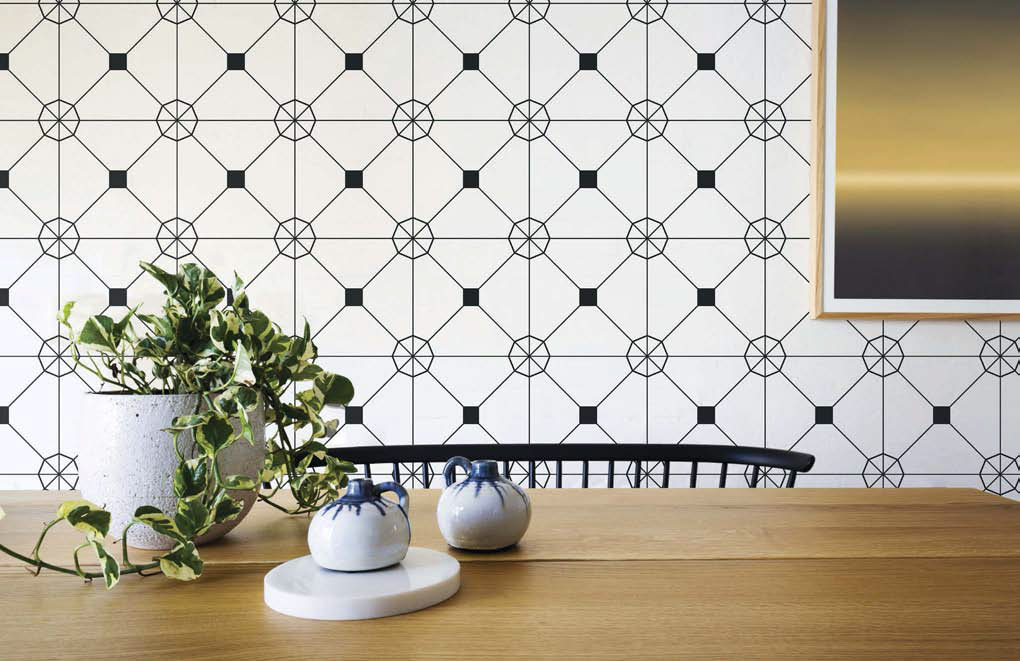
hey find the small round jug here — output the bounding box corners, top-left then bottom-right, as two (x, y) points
(436, 457), (531, 551)
(308, 478), (410, 571)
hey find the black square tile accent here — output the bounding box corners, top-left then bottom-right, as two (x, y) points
(108, 53), (127, 71)
(697, 406), (715, 425)
(696, 288), (715, 306)
(815, 406), (834, 425)
(697, 170), (715, 188)
(0, 406), (8, 425)
(933, 406), (951, 425)
(345, 52), (363, 70)
(345, 169), (363, 188)
(697, 52), (715, 70)
(579, 170), (597, 189)
(463, 406), (479, 425)
(345, 288), (363, 306)
(345, 406), (363, 425)
(462, 52), (479, 71)
(226, 52), (245, 70)
(579, 406), (598, 425)
(579, 288), (598, 307)
(0, 170), (8, 188)
(108, 170), (127, 188)
(463, 288), (479, 307)
(108, 288), (128, 307)
(0, 288), (8, 306)
(579, 53), (597, 70)
(463, 170), (479, 188)
(227, 170), (245, 188)
(0, 53), (8, 71)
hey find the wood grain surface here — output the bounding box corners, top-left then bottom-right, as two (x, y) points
(1, 488), (1018, 659)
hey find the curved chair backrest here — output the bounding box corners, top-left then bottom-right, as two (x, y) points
(324, 444), (815, 489)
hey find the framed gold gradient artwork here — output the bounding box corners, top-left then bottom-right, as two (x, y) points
(812, 0), (1020, 318)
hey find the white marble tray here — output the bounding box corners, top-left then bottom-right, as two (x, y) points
(263, 547), (460, 621)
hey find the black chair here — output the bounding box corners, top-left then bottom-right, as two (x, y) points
(323, 444), (815, 489)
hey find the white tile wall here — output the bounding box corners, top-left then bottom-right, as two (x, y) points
(0, 0), (1017, 493)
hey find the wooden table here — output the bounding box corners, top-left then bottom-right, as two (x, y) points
(2, 488), (1019, 659)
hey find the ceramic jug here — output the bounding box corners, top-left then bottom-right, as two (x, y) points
(307, 479), (410, 571)
(436, 457), (531, 550)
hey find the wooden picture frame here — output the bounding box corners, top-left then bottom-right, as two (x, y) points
(812, 0), (1020, 319)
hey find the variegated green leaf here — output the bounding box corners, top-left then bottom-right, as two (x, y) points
(173, 458), (208, 499)
(173, 499), (210, 539)
(133, 505), (185, 542)
(159, 541), (203, 581)
(221, 474), (256, 490)
(88, 539), (120, 589)
(210, 491), (244, 524)
(194, 416), (234, 456)
(58, 500), (111, 539)
(315, 372), (355, 407)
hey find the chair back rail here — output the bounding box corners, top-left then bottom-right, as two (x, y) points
(317, 444), (815, 489)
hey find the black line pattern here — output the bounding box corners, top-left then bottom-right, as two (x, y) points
(0, 0), (1018, 494)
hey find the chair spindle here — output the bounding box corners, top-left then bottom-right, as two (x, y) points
(719, 462), (728, 488)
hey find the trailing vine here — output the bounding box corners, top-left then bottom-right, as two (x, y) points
(0, 262), (356, 587)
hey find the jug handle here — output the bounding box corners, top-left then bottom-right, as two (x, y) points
(373, 481), (409, 512)
(443, 456), (472, 487)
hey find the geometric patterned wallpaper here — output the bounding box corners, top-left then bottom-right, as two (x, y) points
(1, 0), (1018, 494)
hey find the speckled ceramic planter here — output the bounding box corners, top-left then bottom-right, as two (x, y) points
(78, 393), (266, 550)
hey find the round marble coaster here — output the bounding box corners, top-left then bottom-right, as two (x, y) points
(264, 547), (460, 621)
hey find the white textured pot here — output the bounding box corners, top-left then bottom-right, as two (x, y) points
(78, 393), (266, 550)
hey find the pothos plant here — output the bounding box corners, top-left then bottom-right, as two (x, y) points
(0, 261), (356, 588)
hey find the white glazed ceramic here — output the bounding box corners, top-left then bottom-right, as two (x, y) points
(78, 393), (266, 550)
(307, 478), (411, 571)
(264, 548), (460, 620)
(436, 457), (531, 551)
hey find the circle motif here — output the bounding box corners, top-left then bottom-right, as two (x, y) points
(744, 335), (786, 377)
(508, 101), (550, 141)
(979, 454), (1020, 496)
(508, 218), (549, 259)
(862, 454), (904, 488)
(745, 0), (785, 24)
(744, 100), (786, 141)
(38, 218), (79, 259)
(393, 0), (432, 23)
(157, 100), (198, 141)
(276, 0), (315, 23)
(275, 218), (316, 259)
(275, 100), (316, 141)
(980, 336), (1020, 377)
(745, 464), (788, 488)
(37, 335), (75, 377)
(508, 0), (549, 24)
(744, 218), (786, 259)
(157, 218), (198, 258)
(627, 0), (667, 23)
(392, 336), (434, 377)
(392, 218), (433, 259)
(627, 218), (667, 259)
(392, 100), (433, 141)
(509, 336), (550, 376)
(157, 0), (197, 23)
(627, 336), (668, 377)
(38, 100), (79, 141)
(38, 453), (79, 489)
(38, 0), (79, 23)
(627, 100), (667, 141)
(862, 335), (904, 377)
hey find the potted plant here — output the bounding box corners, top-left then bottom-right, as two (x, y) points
(0, 261), (356, 587)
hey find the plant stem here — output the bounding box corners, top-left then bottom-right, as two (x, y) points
(0, 542), (161, 579)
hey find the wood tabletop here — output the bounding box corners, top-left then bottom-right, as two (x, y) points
(2, 488), (1019, 659)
